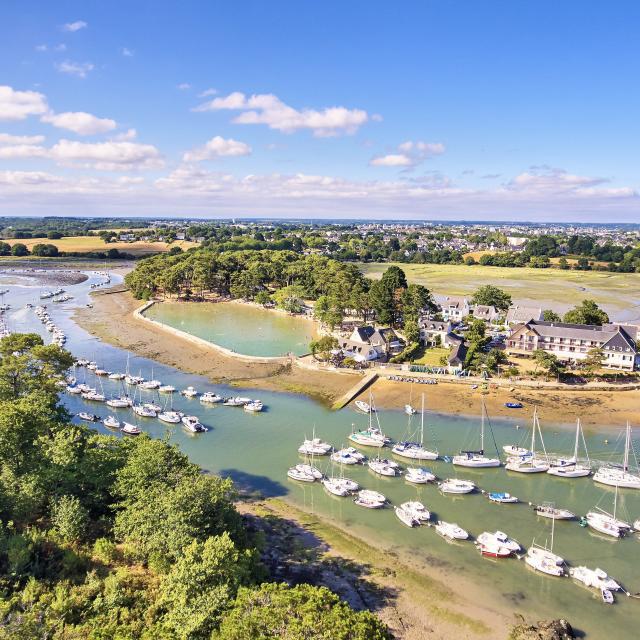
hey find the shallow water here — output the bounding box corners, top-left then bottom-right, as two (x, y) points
(4, 272), (640, 638)
(144, 300), (318, 357)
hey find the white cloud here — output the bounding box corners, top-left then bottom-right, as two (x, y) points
(41, 111), (117, 135)
(62, 20), (87, 32)
(371, 140), (445, 168)
(505, 167), (607, 193)
(35, 44), (48, 52)
(177, 83), (191, 90)
(0, 133), (45, 145)
(114, 128), (137, 141)
(49, 139), (164, 170)
(55, 61), (94, 78)
(0, 144), (48, 159)
(183, 136), (252, 162)
(198, 88), (217, 97)
(194, 91), (370, 137)
(0, 85), (48, 121)
(121, 47), (134, 57)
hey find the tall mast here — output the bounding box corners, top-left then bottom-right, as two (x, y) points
(480, 397), (485, 452)
(531, 407), (537, 454)
(420, 393), (425, 447)
(573, 419), (580, 461)
(623, 422), (630, 472)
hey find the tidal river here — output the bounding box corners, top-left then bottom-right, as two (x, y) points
(4, 270), (640, 639)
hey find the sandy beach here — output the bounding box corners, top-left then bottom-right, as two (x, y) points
(74, 287), (640, 428)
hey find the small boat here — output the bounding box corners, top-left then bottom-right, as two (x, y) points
(103, 416), (122, 429)
(354, 489), (386, 509)
(487, 492), (518, 504)
(144, 402), (162, 413)
(200, 392), (223, 403)
(534, 503), (575, 520)
(331, 447), (366, 465)
(355, 400), (374, 413)
(405, 467), (436, 484)
(181, 415), (207, 432)
(121, 422), (142, 435)
(133, 404), (157, 418)
(404, 404), (416, 415)
(584, 512), (626, 538)
(400, 501), (431, 523)
(66, 385), (83, 394)
(106, 396), (132, 408)
(634, 518), (640, 531)
(82, 391), (106, 402)
(569, 566), (621, 592)
(348, 428), (389, 448)
(503, 444), (530, 457)
(368, 458), (400, 477)
(159, 385), (176, 393)
(322, 477), (359, 496)
(525, 546), (565, 577)
(158, 411), (183, 424)
(181, 386), (198, 398)
(108, 372), (126, 380)
(244, 400), (263, 412)
(140, 379), (162, 390)
(94, 369), (110, 377)
(287, 466), (316, 482)
(601, 588), (614, 604)
(298, 437), (332, 456)
(395, 505), (420, 527)
(476, 531), (521, 557)
(439, 478), (475, 494)
(78, 412), (99, 422)
(392, 396), (438, 460)
(505, 402), (523, 409)
(223, 396), (251, 406)
(435, 521), (469, 540)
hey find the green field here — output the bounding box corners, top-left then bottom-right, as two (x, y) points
(358, 262), (640, 321)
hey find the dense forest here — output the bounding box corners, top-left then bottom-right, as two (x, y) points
(0, 333), (390, 639)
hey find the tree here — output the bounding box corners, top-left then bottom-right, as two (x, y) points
(485, 348), (508, 373)
(471, 285), (511, 311)
(47, 231), (63, 240)
(31, 243), (59, 257)
(11, 243), (29, 256)
(563, 299), (609, 326)
(51, 494), (89, 543)
(309, 335), (339, 361)
(254, 290), (271, 306)
(558, 257), (570, 270)
(582, 347), (604, 373)
(369, 266), (408, 327)
(542, 309), (561, 322)
(215, 583), (391, 640)
(0, 241), (12, 255)
(533, 349), (565, 378)
(401, 283), (433, 323)
(271, 285), (305, 313)
(403, 319), (420, 344)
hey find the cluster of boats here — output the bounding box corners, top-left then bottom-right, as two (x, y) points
(34, 305), (66, 346)
(39, 287), (67, 300)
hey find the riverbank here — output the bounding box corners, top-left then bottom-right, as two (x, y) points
(238, 497), (510, 639)
(73, 287), (640, 426)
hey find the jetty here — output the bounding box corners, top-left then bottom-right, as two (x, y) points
(332, 371), (378, 410)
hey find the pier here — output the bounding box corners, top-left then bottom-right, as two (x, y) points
(332, 371), (378, 410)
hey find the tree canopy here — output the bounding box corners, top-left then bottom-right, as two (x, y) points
(563, 299), (609, 326)
(471, 285), (512, 311)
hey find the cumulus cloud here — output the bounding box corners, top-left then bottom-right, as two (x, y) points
(198, 88), (217, 97)
(183, 136), (252, 162)
(49, 139), (163, 170)
(0, 133), (45, 145)
(505, 166), (607, 192)
(55, 61), (95, 78)
(0, 144), (48, 159)
(370, 140), (445, 168)
(193, 91), (370, 137)
(114, 128), (137, 141)
(62, 20), (87, 32)
(0, 86), (48, 121)
(41, 111), (117, 135)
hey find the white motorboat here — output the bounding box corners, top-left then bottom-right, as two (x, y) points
(244, 400), (263, 412)
(108, 372), (126, 380)
(106, 396), (132, 408)
(354, 489), (386, 509)
(502, 444), (530, 457)
(78, 412), (99, 422)
(593, 423), (640, 489)
(569, 566), (621, 592)
(439, 478), (475, 494)
(534, 503), (575, 520)
(405, 467), (436, 484)
(601, 588), (614, 604)
(82, 391), (106, 402)
(400, 501), (431, 523)
(435, 521), (469, 540)
(144, 402), (162, 412)
(392, 394), (438, 460)
(94, 369), (110, 377)
(476, 531), (521, 557)
(181, 386), (198, 398)
(452, 398), (501, 468)
(298, 437), (332, 456)
(159, 385), (176, 393)
(487, 492), (519, 504)
(140, 379), (162, 390)
(158, 411), (183, 424)
(331, 447), (366, 465)
(322, 477), (359, 496)
(223, 396), (251, 406)
(395, 505), (420, 527)
(634, 519), (640, 531)
(133, 404), (156, 418)
(547, 419), (592, 478)
(201, 392), (223, 403)
(368, 458), (400, 477)
(66, 385), (82, 394)
(125, 375), (144, 386)
(505, 408), (550, 473)
(181, 415), (207, 432)
(355, 400), (374, 413)
(404, 404), (416, 415)
(287, 466), (316, 482)
(121, 422), (142, 435)
(103, 416), (122, 430)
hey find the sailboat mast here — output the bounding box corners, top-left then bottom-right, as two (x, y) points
(623, 422), (630, 472)
(531, 408), (537, 454)
(480, 397), (485, 452)
(573, 419), (580, 461)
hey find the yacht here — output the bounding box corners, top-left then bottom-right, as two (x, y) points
(133, 404), (156, 418)
(404, 404), (417, 415)
(452, 398), (501, 468)
(354, 400), (373, 413)
(438, 478), (475, 494)
(223, 396), (251, 406)
(368, 457), (400, 477)
(321, 477), (359, 496)
(82, 391), (106, 402)
(125, 375), (144, 386)
(392, 394), (438, 460)
(244, 400), (263, 412)
(201, 392), (223, 404)
(181, 386), (198, 398)
(348, 427), (388, 448)
(159, 385), (176, 393)
(94, 369), (110, 377)
(585, 486), (632, 538)
(435, 521), (469, 540)
(569, 566), (621, 592)
(103, 416), (122, 430)
(533, 503), (575, 520)
(525, 546), (565, 576)
(144, 402), (162, 413)
(158, 411), (183, 424)
(298, 436), (332, 456)
(547, 419), (592, 478)
(593, 423), (640, 489)
(487, 492), (519, 504)
(108, 372), (126, 380)
(502, 444), (530, 457)
(400, 501), (431, 523)
(78, 412), (99, 422)
(294, 463), (323, 480)
(395, 505), (420, 527)
(505, 408), (550, 473)
(66, 385), (82, 394)
(476, 531), (521, 557)
(405, 467), (436, 484)
(140, 379), (162, 390)
(106, 396), (132, 408)
(181, 415), (207, 432)
(287, 466), (317, 482)
(331, 447), (366, 465)
(354, 489), (386, 509)
(121, 422), (142, 435)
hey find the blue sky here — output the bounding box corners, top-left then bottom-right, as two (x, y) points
(1, 0), (639, 220)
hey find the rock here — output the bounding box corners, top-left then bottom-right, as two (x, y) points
(509, 618), (575, 640)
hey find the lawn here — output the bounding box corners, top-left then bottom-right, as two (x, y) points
(357, 262), (640, 321)
(5, 236), (198, 256)
(411, 346), (450, 366)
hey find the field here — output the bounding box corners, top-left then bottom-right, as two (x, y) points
(358, 262), (640, 322)
(5, 236), (198, 256)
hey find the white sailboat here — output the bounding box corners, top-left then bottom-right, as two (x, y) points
(322, 476), (359, 496)
(438, 478), (476, 494)
(405, 467), (436, 484)
(348, 393), (389, 448)
(331, 447), (366, 465)
(533, 502), (575, 520)
(354, 489), (386, 509)
(505, 408), (549, 473)
(452, 398), (500, 468)
(392, 394), (438, 460)
(103, 416), (122, 429)
(368, 457), (400, 477)
(584, 486), (632, 538)
(298, 429), (332, 456)
(547, 418), (591, 478)
(593, 422), (640, 489)
(525, 518), (565, 577)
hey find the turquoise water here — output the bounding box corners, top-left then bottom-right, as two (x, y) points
(4, 272), (640, 639)
(144, 301), (318, 357)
